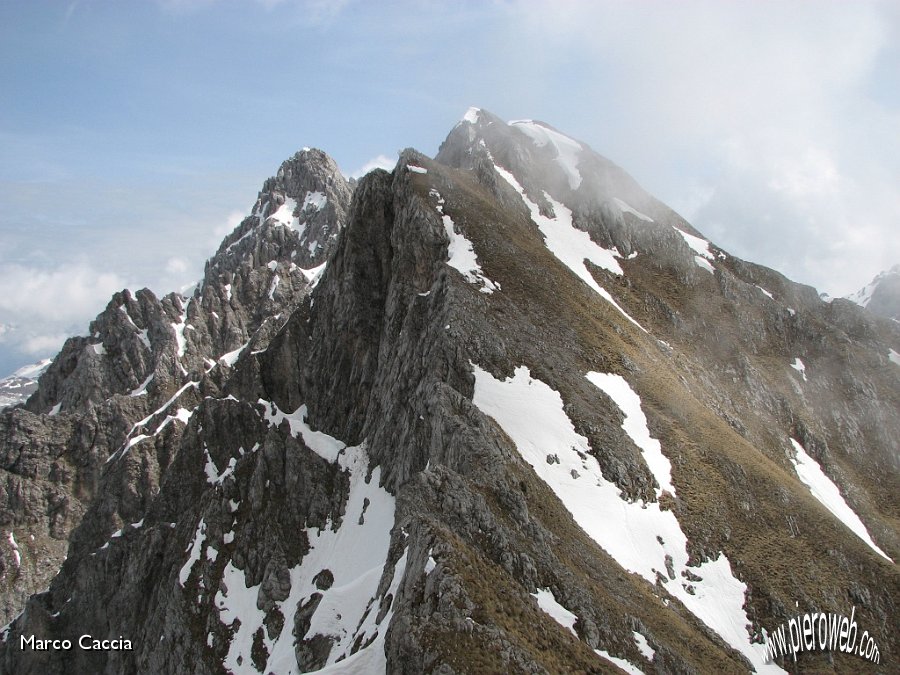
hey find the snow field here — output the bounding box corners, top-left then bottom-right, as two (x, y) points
(531, 588), (577, 636)
(461, 107), (481, 124)
(586, 372), (674, 496)
(508, 120), (584, 190)
(491, 163), (648, 332)
(203, 400), (404, 673)
(471, 364), (784, 673)
(789, 439), (891, 561)
(674, 228), (717, 274)
(268, 197), (300, 232)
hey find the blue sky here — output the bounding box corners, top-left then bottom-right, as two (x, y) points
(1, 0), (898, 375)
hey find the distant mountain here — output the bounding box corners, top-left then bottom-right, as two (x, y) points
(1, 109), (897, 674)
(0, 359), (51, 410)
(846, 264), (900, 321)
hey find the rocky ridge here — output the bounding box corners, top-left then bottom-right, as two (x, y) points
(0, 149), (351, 634)
(0, 109), (897, 674)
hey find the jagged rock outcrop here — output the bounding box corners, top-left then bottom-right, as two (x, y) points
(0, 148), (351, 632)
(1, 111), (897, 674)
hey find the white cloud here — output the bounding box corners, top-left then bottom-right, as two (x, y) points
(347, 154), (397, 180)
(165, 256), (189, 276)
(210, 210), (247, 247)
(22, 333), (71, 356)
(0, 264), (125, 324)
(0, 263), (126, 362)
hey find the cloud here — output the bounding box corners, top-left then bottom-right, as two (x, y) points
(0, 263), (125, 324)
(165, 257), (189, 276)
(21, 333), (71, 356)
(492, 0), (900, 295)
(348, 154), (397, 180)
(209, 211), (247, 247)
(0, 263), (126, 363)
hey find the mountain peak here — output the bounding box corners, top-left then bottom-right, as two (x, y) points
(0, 358), (51, 409)
(846, 264), (900, 320)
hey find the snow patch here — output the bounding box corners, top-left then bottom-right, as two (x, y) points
(129, 373), (154, 397)
(789, 439), (891, 561)
(633, 631), (655, 661)
(91, 342), (106, 356)
(219, 342), (248, 368)
(594, 649), (645, 675)
(888, 349), (900, 366)
(408, 164), (427, 174)
(493, 163), (647, 332)
(268, 197), (299, 230)
(49, 403), (61, 416)
(471, 364), (783, 673)
(300, 261), (327, 289)
(675, 226), (717, 271)
(302, 190), (327, 212)
(204, 451), (238, 486)
(119, 303), (138, 327)
(171, 299), (189, 358)
(694, 255), (715, 274)
(179, 518), (206, 586)
(136, 329), (151, 350)
(509, 119), (583, 190)
(532, 588), (577, 636)
(7, 532), (20, 568)
(613, 198), (653, 222)
(110, 381), (200, 463)
(461, 106), (481, 124)
(260, 400), (345, 463)
(790, 358), (807, 382)
(586, 372), (674, 496)
(755, 285), (774, 299)
(268, 274), (280, 300)
(431, 189), (499, 293)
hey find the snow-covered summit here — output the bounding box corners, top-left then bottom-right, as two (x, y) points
(0, 358), (51, 410)
(846, 264), (900, 321)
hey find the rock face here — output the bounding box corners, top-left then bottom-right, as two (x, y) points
(0, 148), (350, 637)
(1, 110), (898, 674)
(847, 265), (900, 322)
